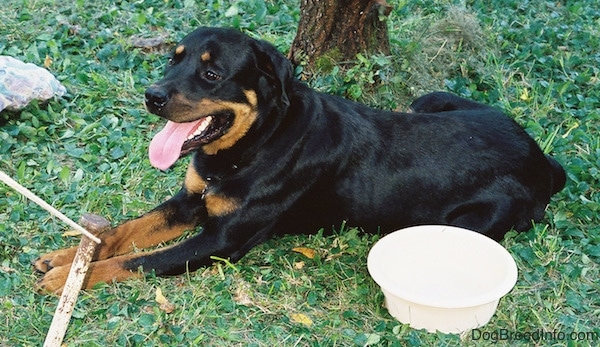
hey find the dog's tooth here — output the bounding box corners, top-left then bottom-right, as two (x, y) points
(195, 117), (210, 134)
(187, 116), (212, 140)
(199, 116), (211, 132)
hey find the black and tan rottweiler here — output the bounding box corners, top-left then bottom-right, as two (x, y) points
(35, 27), (565, 294)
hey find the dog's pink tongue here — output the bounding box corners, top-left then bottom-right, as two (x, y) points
(149, 120), (202, 170)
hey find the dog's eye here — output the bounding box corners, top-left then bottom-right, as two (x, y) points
(168, 58), (174, 66)
(204, 70), (221, 81)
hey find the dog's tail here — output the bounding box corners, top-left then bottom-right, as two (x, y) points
(546, 155), (566, 194)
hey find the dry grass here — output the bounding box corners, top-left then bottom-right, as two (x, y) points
(401, 6), (492, 96)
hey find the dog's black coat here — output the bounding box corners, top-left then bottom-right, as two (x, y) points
(137, 27), (564, 275)
(35, 27), (566, 290)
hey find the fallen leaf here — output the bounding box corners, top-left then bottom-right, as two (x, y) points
(294, 261), (305, 270)
(155, 287), (167, 304)
(129, 33), (170, 52)
(62, 229), (81, 237)
(520, 88), (531, 101)
(290, 313), (313, 327)
(0, 265), (16, 273)
(44, 55), (52, 68)
(233, 279), (253, 306)
(292, 247), (316, 259)
(155, 287), (175, 313)
(364, 333), (381, 345)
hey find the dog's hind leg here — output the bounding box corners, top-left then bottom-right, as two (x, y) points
(444, 193), (537, 241)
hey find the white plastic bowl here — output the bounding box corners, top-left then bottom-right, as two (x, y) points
(367, 225), (517, 334)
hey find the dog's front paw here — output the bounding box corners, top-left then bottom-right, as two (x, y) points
(35, 265), (70, 295)
(33, 247), (78, 273)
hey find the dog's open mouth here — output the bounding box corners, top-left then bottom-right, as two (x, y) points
(149, 112), (233, 170)
(180, 113), (233, 156)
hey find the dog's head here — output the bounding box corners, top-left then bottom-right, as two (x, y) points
(146, 27), (293, 170)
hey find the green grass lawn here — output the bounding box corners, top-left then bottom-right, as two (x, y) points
(1, 0), (599, 346)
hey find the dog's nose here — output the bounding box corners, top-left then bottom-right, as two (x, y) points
(145, 85), (169, 111)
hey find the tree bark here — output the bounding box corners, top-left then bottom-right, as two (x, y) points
(289, 0), (392, 69)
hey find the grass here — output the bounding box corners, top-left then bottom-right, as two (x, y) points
(1, 0), (599, 346)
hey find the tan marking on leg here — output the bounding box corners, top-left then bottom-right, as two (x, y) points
(34, 247), (78, 273)
(97, 212), (193, 259)
(36, 254), (143, 295)
(34, 211), (193, 273)
(205, 194), (240, 217)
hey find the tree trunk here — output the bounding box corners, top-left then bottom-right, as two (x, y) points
(289, 0), (392, 70)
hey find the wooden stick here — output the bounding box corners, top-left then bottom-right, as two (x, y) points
(42, 214), (110, 346)
(43, 234), (97, 347)
(0, 171), (108, 345)
(0, 171), (101, 244)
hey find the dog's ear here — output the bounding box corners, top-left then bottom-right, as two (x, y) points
(251, 39), (293, 107)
